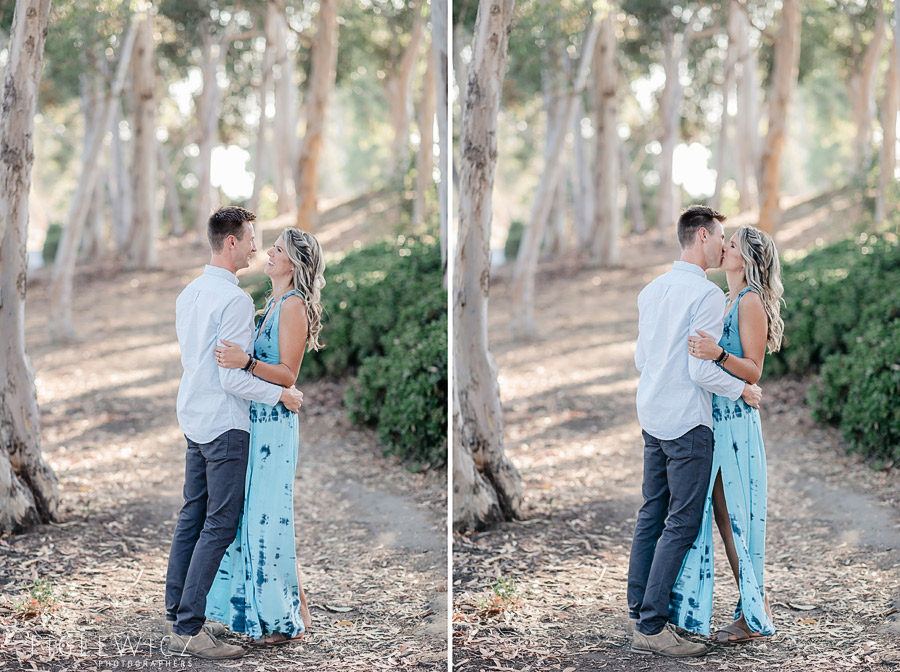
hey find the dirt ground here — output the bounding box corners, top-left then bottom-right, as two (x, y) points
(0, 208), (447, 671)
(453, 201), (900, 671)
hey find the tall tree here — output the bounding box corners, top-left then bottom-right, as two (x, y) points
(384, 2), (426, 179)
(0, 0), (59, 534)
(845, 0), (886, 175)
(272, 3), (298, 215)
(294, 0), (339, 231)
(875, 36), (898, 227)
(413, 37), (436, 228)
(454, 0), (522, 531)
(433, 0), (450, 285)
(757, 0), (801, 234)
(49, 10), (140, 342)
(733, 1), (760, 212)
(509, 12), (602, 338)
(129, 10), (158, 269)
(589, 6), (620, 267)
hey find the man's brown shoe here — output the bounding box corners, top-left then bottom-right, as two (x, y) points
(631, 624), (708, 658)
(161, 630), (244, 660)
(163, 620), (227, 638)
(626, 617), (637, 637)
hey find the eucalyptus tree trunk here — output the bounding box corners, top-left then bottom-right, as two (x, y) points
(734, 4), (760, 212)
(193, 27), (227, 234)
(249, 3), (277, 215)
(846, 1), (885, 176)
(510, 14), (603, 338)
(413, 39), (436, 228)
(0, 0), (59, 534)
(294, 0), (338, 231)
(111, 99), (133, 252)
(656, 21), (683, 237)
(384, 3), (426, 179)
(454, 0), (522, 532)
(589, 9), (619, 267)
(129, 13), (158, 269)
(573, 97), (593, 245)
(620, 138), (645, 234)
(49, 12), (140, 342)
(432, 0), (449, 285)
(79, 72), (106, 263)
(272, 2), (297, 215)
(712, 3), (740, 211)
(757, 0), (801, 235)
(875, 38), (898, 227)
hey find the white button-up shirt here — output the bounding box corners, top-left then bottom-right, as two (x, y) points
(175, 265), (283, 444)
(634, 261), (746, 440)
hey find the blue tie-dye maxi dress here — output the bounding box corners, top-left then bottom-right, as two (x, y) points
(669, 287), (775, 637)
(206, 291), (306, 639)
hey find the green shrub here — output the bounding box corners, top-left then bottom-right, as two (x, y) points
(42, 223), (63, 265)
(766, 233), (900, 378)
(810, 321), (900, 462)
(346, 312), (447, 467)
(504, 220), (525, 263)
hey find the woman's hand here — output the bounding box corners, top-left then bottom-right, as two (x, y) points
(215, 340), (251, 369)
(688, 330), (722, 360)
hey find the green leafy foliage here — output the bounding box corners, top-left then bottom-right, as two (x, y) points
(809, 321), (900, 462)
(765, 232), (900, 378)
(346, 311), (447, 467)
(771, 231), (900, 462)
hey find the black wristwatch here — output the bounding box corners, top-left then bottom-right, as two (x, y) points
(242, 354), (253, 371)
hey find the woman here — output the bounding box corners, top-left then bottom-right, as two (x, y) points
(205, 227), (325, 645)
(670, 225), (784, 644)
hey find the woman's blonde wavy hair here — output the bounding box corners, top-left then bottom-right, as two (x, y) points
(260, 228), (326, 351)
(733, 225), (784, 353)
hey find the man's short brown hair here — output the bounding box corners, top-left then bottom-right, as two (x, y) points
(208, 206), (256, 253)
(677, 205), (726, 249)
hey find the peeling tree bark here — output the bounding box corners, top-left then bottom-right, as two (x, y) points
(129, 13), (158, 269)
(757, 0), (801, 235)
(589, 9), (620, 267)
(294, 0), (338, 231)
(454, 0), (522, 532)
(0, 0), (59, 534)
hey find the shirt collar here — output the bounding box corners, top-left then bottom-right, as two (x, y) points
(672, 260), (707, 278)
(204, 264), (239, 286)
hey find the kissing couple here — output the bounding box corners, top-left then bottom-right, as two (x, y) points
(627, 205), (785, 657)
(161, 206), (325, 659)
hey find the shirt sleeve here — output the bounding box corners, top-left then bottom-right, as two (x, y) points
(687, 288), (746, 401)
(217, 294), (283, 406)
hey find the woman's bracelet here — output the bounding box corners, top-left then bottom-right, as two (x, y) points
(248, 357), (259, 374)
(715, 347), (729, 365)
(242, 354), (253, 371)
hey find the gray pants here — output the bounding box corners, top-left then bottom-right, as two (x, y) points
(164, 429), (249, 637)
(626, 426), (713, 635)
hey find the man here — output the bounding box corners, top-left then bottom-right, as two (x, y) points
(626, 206), (762, 658)
(162, 206), (305, 660)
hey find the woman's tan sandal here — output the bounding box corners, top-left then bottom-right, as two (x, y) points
(250, 631), (304, 647)
(712, 623), (767, 645)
